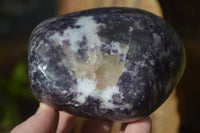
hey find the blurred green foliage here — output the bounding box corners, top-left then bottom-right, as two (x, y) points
(0, 61), (37, 132)
(0, 0), (55, 132)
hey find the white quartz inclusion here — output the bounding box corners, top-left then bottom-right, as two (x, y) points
(76, 78), (123, 109)
(64, 16), (103, 53)
(48, 16), (128, 55)
(47, 16), (128, 109)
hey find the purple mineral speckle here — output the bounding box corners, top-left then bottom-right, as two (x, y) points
(28, 7), (185, 122)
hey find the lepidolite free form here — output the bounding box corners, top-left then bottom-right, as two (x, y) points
(28, 8), (185, 122)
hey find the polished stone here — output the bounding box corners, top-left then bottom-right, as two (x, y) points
(28, 7), (185, 122)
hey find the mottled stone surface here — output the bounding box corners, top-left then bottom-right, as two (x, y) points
(28, 8), (185, 122)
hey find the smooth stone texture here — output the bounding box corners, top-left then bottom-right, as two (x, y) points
(28, 7), (185, 122)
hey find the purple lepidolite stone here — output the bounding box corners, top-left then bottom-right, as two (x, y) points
(28, 8), (186, 122)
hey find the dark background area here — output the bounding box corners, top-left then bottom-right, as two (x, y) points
(158, 0), (200, 133)
(0, 0), (56, 132)
(0, 0), (199, 132)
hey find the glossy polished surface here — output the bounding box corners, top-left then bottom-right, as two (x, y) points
(28, 8), (185, 122)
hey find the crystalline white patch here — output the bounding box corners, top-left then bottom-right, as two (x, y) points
(129, 26), (134, 32)
(75, 78), (96, 103)
(38, 65), (47, 77)
(110, 41), (121, 54)
(49, 32), (65, 45)
(64, 16), (103, 53)
(48, 16), (130, 56)
(75, 78), (123, 109)
(100, 85), (120, 109)
(62, 90), (67, 94)
(47, 16), (103, 53)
